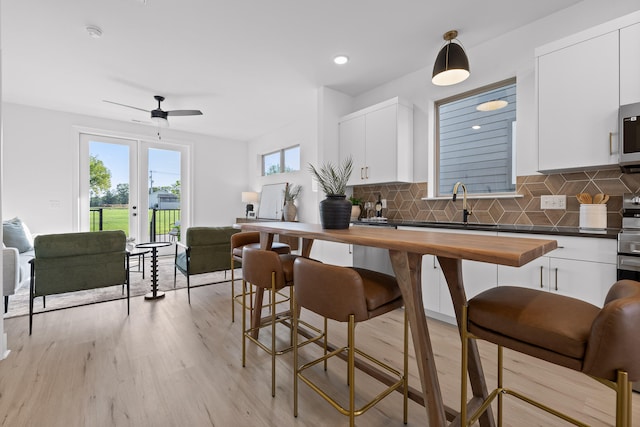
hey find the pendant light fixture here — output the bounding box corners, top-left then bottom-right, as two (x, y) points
(432, 30), (470, 86)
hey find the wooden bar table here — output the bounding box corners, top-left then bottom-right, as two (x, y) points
(239, 222), (557, 427)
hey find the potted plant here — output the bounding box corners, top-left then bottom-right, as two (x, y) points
(349, 196), (363, 221)
(308, 157), (353, 229)
(282, 184), (301, 221)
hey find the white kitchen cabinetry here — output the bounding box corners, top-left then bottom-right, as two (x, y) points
(621, 22), (640, 106)
(339, 97), (413, 186)
(398, 226), (498, 324)
(497, 233), (616, 307)
(309, 240), (352, 266)
(537, 30), (619, 172)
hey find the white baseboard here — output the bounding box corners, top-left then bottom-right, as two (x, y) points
(1, 332), (9, 360)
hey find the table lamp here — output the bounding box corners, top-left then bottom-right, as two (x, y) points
(242, 191), (259, 218)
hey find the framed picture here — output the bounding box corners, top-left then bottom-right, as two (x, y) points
(257, 183), (287, 220)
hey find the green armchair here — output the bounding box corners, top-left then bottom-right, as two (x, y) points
(174, 226), (240, 303)
(29, 230), (130, 334)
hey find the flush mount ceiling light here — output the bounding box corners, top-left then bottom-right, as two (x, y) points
(85, 25), (103, 39)
(476, 100), (508, 111)
(333, 55), (349, 65)
(471, 125), (481, 130)
(432, 30), (470, 86)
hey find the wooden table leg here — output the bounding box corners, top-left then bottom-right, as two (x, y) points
(389, 250), (448, 427)
(438, 256), (496, 427)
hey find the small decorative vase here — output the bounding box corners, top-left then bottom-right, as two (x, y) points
(284, 201), (297, 221)
(350, 205), (361, 221)
(319, 195), (352, 229)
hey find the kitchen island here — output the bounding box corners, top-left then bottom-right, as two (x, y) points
(239, 221), (557, 426)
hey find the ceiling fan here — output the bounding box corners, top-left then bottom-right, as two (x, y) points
(104, 95), (203, 127)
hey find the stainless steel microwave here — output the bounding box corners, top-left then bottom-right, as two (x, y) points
(619, 102), (640, 172)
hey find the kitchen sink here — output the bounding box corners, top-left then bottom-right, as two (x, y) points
(417, 221), (500, 229)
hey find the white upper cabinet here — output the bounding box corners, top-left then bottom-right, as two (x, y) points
(537, 30), (620, 172)
(620, 22), (640, 106)
(536, 10), (640, 173)
(339, 97), (413, 186)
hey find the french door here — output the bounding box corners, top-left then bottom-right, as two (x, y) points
(79, 133), (189, 246)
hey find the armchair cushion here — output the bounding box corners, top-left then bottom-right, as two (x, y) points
(3, 246), (19, 297)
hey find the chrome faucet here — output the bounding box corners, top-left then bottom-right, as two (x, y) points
(452, 181), (472, 224)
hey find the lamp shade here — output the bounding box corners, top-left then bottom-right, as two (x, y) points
(432, 33), (470, 86)
(241, 192), (258, 203)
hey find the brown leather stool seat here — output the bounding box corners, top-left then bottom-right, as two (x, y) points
(230, 231), (290, 322)
(461, 281), (640, 426)
(241, 248), (323, 397)
(292, 257), (408, 427)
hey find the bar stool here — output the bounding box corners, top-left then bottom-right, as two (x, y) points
(460, 280), (640, 427)
(230, 231), (290, 322)
(241, 248), (324, 397)
(292, 257), (408, 427)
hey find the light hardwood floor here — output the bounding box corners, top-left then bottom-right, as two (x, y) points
(1, 283), (638, 426)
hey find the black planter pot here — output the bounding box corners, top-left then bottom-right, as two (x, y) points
(319, 195), (352, 229)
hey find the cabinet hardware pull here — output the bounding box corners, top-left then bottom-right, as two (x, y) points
(539, 265), (543, 288)
(360, 167), (364, 180)
(554, 268), (558, 291)
(433, 258), (437, 269)
(609, 132), (614, 155)
(365, 166), (369, 179)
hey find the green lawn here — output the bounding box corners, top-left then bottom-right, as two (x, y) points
(90, 208), (180, 236)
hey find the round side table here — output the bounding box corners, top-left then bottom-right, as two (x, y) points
(135, 242), (172, 300)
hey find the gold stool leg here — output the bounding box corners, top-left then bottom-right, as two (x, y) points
(324, 317), (328, 371)
(231, 256), (235, 322)
(498, 345), (503, 427)
(271, 272), (277, 397)
(616, 370), (630, 427)
(242, 279), (247, 367)
(293, 288), (299, 418)
(403, 308), (408, 424)
(348, 314), (356, 427)
(461, 304), (469, 427)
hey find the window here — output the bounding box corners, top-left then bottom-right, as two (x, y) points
(436, 79), (516, 196)
(262, 145), (300, 176)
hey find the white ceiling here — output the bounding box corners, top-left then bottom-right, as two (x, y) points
(1, 0), (582, 141)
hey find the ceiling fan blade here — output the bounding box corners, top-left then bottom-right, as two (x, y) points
(166, 110), (203, 116)
(103, 100), (149, 113)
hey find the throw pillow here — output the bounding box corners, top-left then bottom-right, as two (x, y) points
(3, 217), (34, 253)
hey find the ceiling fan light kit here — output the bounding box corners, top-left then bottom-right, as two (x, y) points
(432, 29), (470, 86)
(104, 94), (202, 127)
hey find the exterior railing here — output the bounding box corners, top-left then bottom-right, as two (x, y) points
(149, 208), (181, 242)
(89, 208), (104, 231)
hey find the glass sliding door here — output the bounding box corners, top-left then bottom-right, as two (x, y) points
(142, 144), (184, 245)
(80, 134), (139, 241)
(80, 133), (189, 248)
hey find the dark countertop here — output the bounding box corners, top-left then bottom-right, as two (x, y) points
(353, 219), (620, 239)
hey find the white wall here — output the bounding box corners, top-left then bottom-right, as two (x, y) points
(2, 103), (247, 234)
(246, 91), (320, 223)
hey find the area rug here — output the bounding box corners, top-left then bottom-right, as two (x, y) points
(4, 255), (242, 319)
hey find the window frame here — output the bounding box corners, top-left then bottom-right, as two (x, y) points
(434, 77), (517, 198)
(261, 144), (300, 176)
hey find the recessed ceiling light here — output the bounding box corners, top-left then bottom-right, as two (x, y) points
(86, 25), (103, 39)
(333, 55), (349, 65)
(476, 100), (508, 111)
(472, 125), (481, 130)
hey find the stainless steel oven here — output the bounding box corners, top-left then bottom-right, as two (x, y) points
(616, 194), (640, 392)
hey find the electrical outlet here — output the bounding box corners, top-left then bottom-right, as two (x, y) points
(381, 199), (387, 209)
(540, 195), (566, 210)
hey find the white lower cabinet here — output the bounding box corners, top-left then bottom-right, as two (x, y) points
(309, 240), (353, 266)
(399, 227), (498, 325)
(497, 233), (617, 307)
